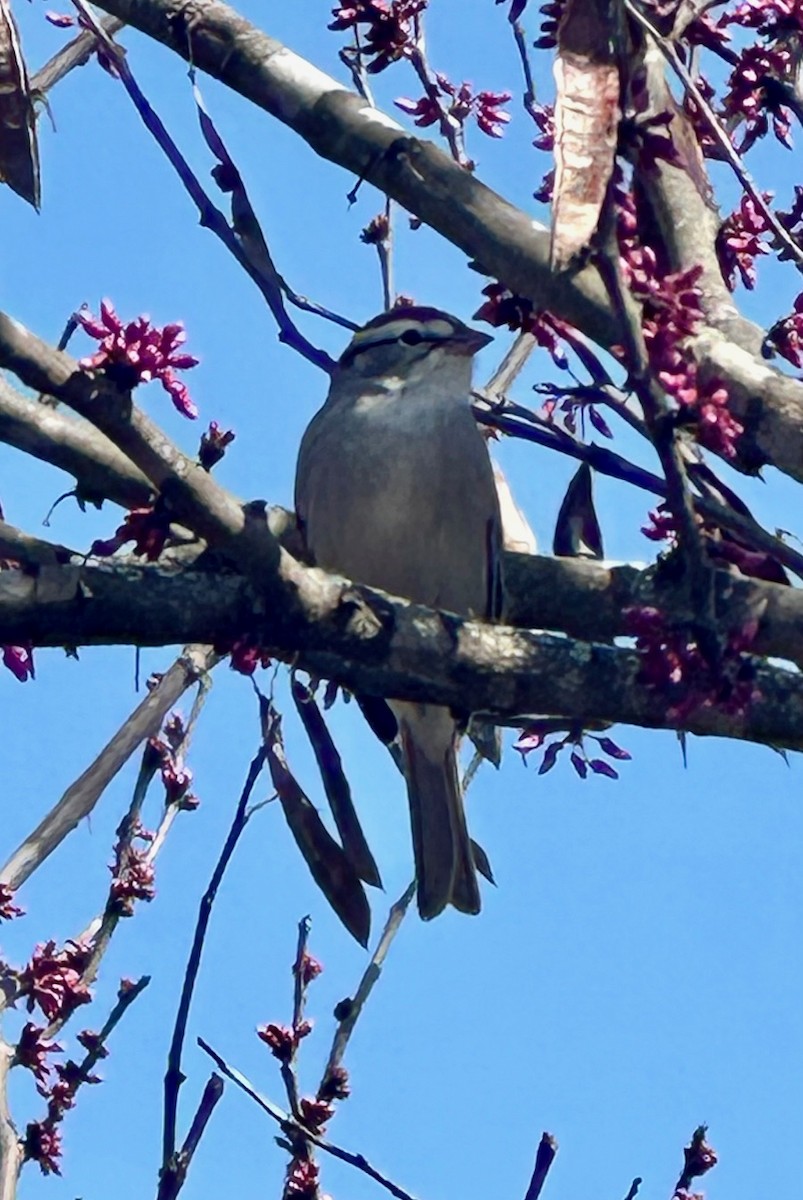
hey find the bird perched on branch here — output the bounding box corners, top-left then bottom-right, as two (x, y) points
(295, 305), (503, 920)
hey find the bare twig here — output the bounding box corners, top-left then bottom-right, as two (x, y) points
(0, 645), (218, 892)
(161, 744), (268, 1177)
(510, 19), (539, 124)
(523, 1132), (558, 1200)
(30, 14), (125, 95)
(278, 914), (312, 1121)
(157, 1074), (224, 1200)
(481, 331), (538, 397)
(0, 1038), (21, 1200)
(197, 1038), (420, 1200)
(72, 973), (150, 1085)
(70, 1), (334, 373)
(322, 881), (415, 1083)
(0, 375), (152, 510)
(378, 196), (394, 311)
(622, 1177), (642, 1200)
(407, 45), (466, 165)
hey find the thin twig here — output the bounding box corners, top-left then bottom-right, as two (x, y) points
(70, 1), (335, 372)
(0, 645), (218, 895)
(148, 672), (212, 861)
(523, 1132), (558, 1200)
(73, 973), (150, 1084)
(407, 46), (465, 164)
(197, 1038), (420, 1200)
(338, 44), (374, 105)
(30, 14), (125, 95)
(322, 881), (415, 1084)
(161, 744), (268, 1175)
(510, 20), (539, 123)
(378, 196), (394, 311)
(622, 1177), (642, 1200)
(157, 1074), (224, 1200)
(476, 401), (803, 579)
(482, 331), (538, 397)
(0, 1038), (21, 1200)
(279, 915), (312, 1121)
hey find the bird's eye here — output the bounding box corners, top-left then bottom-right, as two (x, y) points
(400, 328), (424, 346)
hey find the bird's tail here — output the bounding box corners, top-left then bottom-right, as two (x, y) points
(395, 702), (481, 919)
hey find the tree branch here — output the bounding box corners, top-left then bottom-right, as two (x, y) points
(84, 0), (803, 483)
(0, 377), (153, 509)
(1, 547), (801, 668)
(1, 312), (801, 754)
(0, 645), (217, 890)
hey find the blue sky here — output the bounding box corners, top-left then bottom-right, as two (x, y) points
(2, 3), (802, 1198)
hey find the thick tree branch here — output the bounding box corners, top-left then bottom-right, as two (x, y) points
(1, 549), (802, 751)
(83, 0), (803, 483)
(0, 312), (801, 754)
(0, 376), (153, 509)
(1, 550), (802, 670)
(87, 0), (619, 347)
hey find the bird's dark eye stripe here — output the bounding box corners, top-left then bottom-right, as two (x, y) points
(342, 330), (438, 364)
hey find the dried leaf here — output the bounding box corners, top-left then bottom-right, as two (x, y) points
(588, 758), (618, 779)
(355, 694), (398, 746)
(262, 698), (371, 947)
(467, 714), (502, 767)
(595, 736), (632, 760)
(291, 676), (382, 889)
(538, 740), (563, 775)
(0, 0), (40, 209)
(553, 462), (604, 559)
(570, 751), (588, 778)
(550, 0), (621, 271)
(470, 838), (496, 885)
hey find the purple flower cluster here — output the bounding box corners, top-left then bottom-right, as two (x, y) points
(148, 713), (199, 810)
(766, 291), (803, 366)
(90, 505), (173, 561)
(514, 724), (631, 778)
(716, 193), (772, 289)
(396, 75), (511, 138)
(109, 821), (156, 917)
(617, 190), (744, 459)
(19, 939), (93, 1023)
(329, 0), (427, 73)
(2, 644), (34, 682)
(625, 606), (761, 723)
(77, 300), (199, 419)
(474, 283), (576, 368)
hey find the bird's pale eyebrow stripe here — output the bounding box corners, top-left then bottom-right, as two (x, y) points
(351, 317), (455, 348)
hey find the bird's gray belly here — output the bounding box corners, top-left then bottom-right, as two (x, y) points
(297, 406), (496, 617)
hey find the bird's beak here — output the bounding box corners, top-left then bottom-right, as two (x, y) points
(447, 327), (494, 356)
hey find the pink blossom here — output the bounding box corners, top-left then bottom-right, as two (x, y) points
(329, 1), (427, 73)
(716, 193), (772, 289)
(0, 883), (24, 921)
(77, 300), (199, 418)
(396, 77), (511, 139)
(766, 291), (803, 366)
(19, 940), (93, 1022)
(2, 644), (34, 681)
(23, 1121), (62, 1175)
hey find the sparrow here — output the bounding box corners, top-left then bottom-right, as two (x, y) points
(294, 306), (502, 918)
